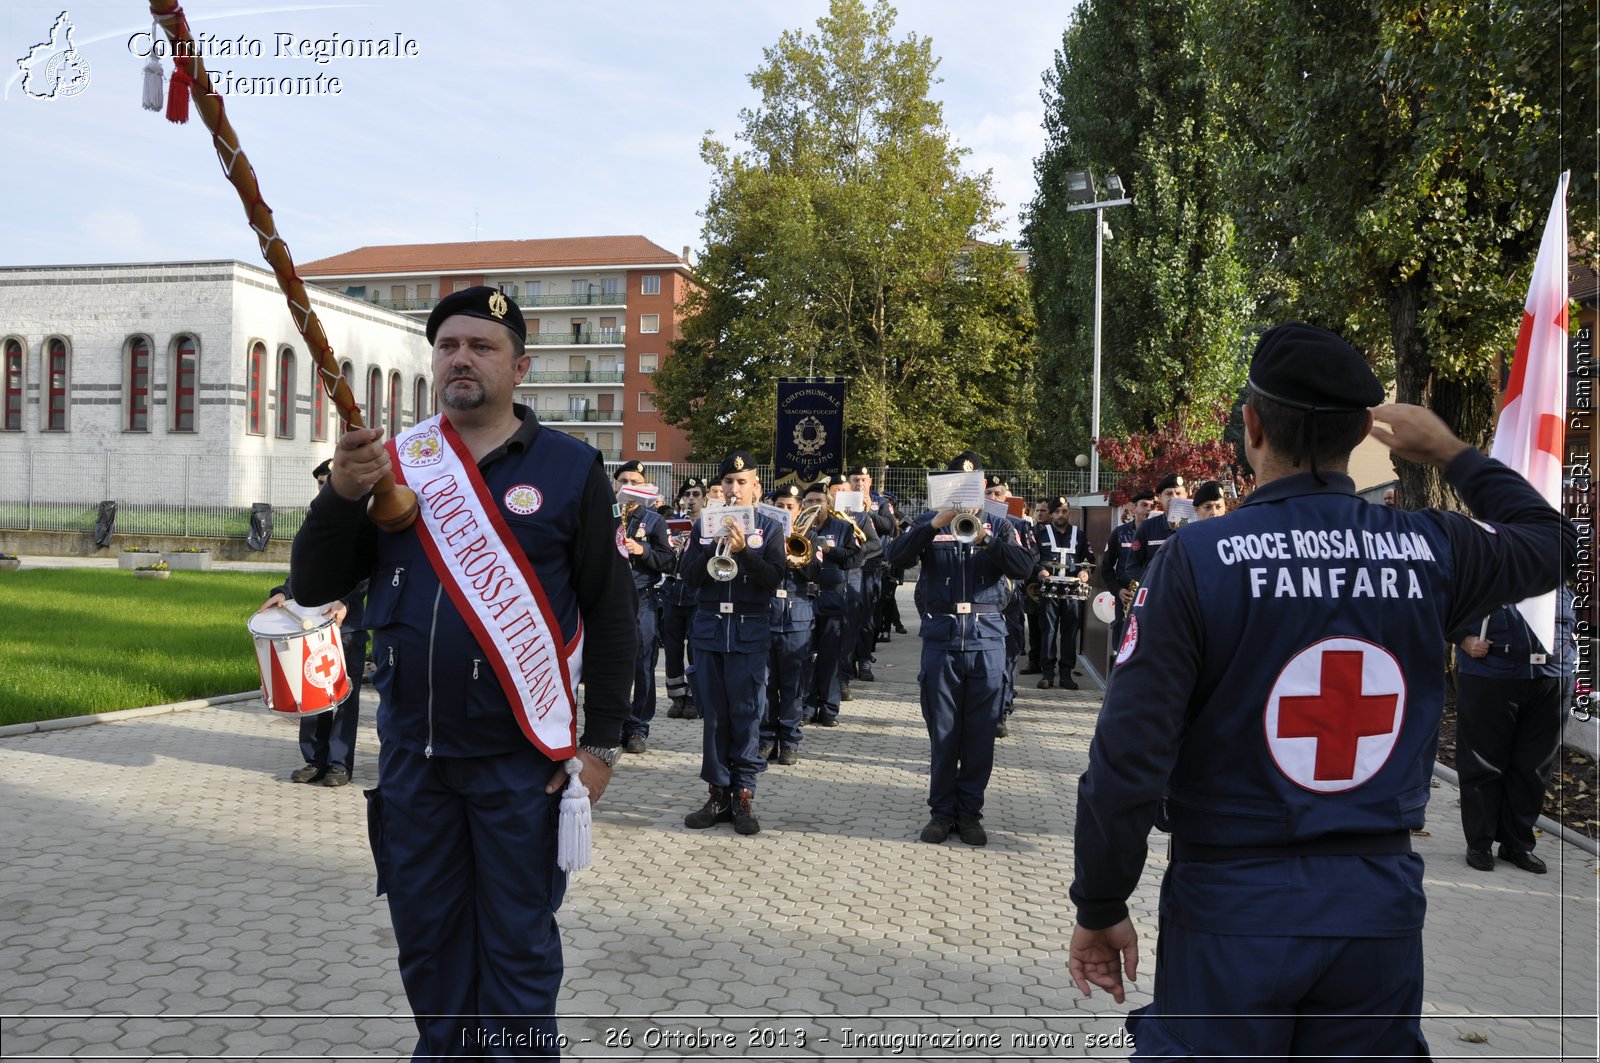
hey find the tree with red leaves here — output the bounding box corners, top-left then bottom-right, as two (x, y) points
(1096, 403), (1250, 506)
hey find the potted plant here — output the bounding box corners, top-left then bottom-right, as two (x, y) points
(133, 559), (170, 581)
(163, 546), (213, 571)
(120, 545), (161, 570)
(0, 552), (19, 572)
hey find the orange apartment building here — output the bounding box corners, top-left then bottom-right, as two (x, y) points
(300, 236), (694, 462)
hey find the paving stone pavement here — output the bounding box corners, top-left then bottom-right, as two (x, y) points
(1, 609), (1596, 1061)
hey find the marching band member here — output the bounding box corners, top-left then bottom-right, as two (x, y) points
(663, 476), (707, 720)
(1022, 497), (1053, 675)
(887, 451), (1034, 847)
(1035, 497), (1095, 691)
(1128, 473), (1188, 579)
(1099, 489), (1155, 652)
(802, 478), (866, 727)
(615, 461), (676, 755)
(761, 483), (821, 764)
(680, 451), (785, 836)
(1190, 479), (1228, 520)
(829, 476), (881, 701)
(845, 464), (895, 683)
(984, 474), (1036, 735)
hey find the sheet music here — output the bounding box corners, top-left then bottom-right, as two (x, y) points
(756, 503), (794, 534)
(1165, 498), (1197, 525)
(982, 498), (1010, 521)
(832, 490), (866, 514)
(701, 505), (757, 538)
(926, 471), (985, 511)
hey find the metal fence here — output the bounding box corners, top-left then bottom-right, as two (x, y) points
(0, 452), (1127, 543)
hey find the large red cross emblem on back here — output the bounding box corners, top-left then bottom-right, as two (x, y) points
(1265, 638), (1406, 793)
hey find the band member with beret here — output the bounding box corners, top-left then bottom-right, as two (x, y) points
(1068, 321), (1575, 1056)
(984, 474), (1036, 735)
(887, 450), (1035, 846)
(802, 477), (866, 727)
(1128, 473), (1188, 581)
(1099, 489), (1154, 652)
(680, 450), (786, 835)
(1035, 496), (1094, 691)
(663, 476), (708, 720)
(289, 285), (637, 1058)
(761, 482), (821, 764)
(615, 461), (676, 754)
(845, 464), (895, 683)
(1190, 479), (1228, 521)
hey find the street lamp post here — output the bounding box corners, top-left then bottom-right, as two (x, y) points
(1063, 170), (1131, 495)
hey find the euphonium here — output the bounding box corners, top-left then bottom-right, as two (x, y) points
(950, 509), (984, 545)
(785, 503), (823, 567)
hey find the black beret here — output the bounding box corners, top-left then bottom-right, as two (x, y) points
(947, 450), (984, 472)
(1130, 489), (1156, 503)
(1157, 474), (1186, 493)
(772, 483), (803, 501)
(1046, 495), (1069, 512)
(311, 458), (332, 481)
(678, 476), (705, 496)
(716, 450), (758, 479)
(425, 285), (527, 344)
(803, 480), (831, 496)
(845, 465), (871, 479)
(614, 460), (645, 479)
(1192, 480), (1225, 506)
(1248, 322), (1383, 410)
(984, 473), (1008, 489)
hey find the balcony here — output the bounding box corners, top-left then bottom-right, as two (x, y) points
(520, 370), (625, 385)
(596, 449), (623, 461)
(527, 330), (625, 347)
(371, 296), (438, 312)
(536, 409), (624, 423)
(518, 291), (627, 308)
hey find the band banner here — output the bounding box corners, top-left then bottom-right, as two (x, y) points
(775, 377), (847, 485)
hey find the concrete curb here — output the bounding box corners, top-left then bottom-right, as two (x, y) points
(1430, 760), (1600, 857)
(0, 690), (261, 739)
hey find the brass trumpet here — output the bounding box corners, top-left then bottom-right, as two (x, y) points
(950, 509), (985, 545)
(707, 515), (740, 582)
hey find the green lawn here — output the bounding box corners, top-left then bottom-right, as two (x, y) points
(0, 568), (289, 725)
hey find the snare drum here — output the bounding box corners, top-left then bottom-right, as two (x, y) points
(247, 602), (349, 718)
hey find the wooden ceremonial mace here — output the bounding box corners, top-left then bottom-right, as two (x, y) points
(147, 0), (419, 532)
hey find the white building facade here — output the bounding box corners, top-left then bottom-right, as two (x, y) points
(0, 260), (430, 523)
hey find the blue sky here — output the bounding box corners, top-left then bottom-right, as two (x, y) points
(1, 1), (1073, 267)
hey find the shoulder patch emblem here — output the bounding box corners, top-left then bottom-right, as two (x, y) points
(1115, 614), (1139, 665)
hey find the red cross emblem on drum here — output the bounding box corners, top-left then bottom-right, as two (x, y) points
(303, 645), (343, 694)
(1264, 637), (1406, 793)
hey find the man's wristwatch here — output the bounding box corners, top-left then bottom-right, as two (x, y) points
(579, 744), (621, 768)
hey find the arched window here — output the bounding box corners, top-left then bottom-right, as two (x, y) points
(276, 347), (296, 438)
(3, 338), (23, 431)
(171, 335), (198, 433)
(247, 341), (266, 435)
(45, 337), (69, 431)
(388, 371), (402, 435)
(127, 337), (152, 432)
(366, 366), (382, 428)
(310, 363), (327, 442)
(413, 375), (430, 425)
(339, 360), (355, 433)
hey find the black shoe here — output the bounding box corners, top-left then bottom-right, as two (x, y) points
(1037, 678), (1053, 690)
(732, 789), (760, 835)
(995, 717), (1009, 738)
(857, 667), (876, 683)
(840, 685), (853, 702)
(814, 715), (838, 728)
(290, 763), (326, 784)
(682, 703), (701, 720)
(1498, 847), (1547, 874)
(1020, 664), (1041, 675)
(758, 742), (774, 760)
(800, 711), (815, 725)
(777, 746), (799, 765)
(322, 768), (350, 788)
(666, 697), (686, 719)
(1466, 849), (1494, 872)
(623, 734), (647, 754)
(685, 787), (732, 829)
(895, 624), (907, 635)
(956, 818), (988, 846)
(1058, 676), (1079, 690)
(920, 818), (954, 843)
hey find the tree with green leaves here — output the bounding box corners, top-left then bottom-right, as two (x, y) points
(1198, 0), (1596, 507)
(653, 0), (1037, 467)
(1025, 0), (1255, 471)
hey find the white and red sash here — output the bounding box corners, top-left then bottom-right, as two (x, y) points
(388, 414), (582, 758)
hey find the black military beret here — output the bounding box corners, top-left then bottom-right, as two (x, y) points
(985, 473), (1008, 489)
(425, 285), (527, 344)
(1248, 322), (1383, 411)
(1130, 489), (1156, 503)
(1046, 495), (1069, 512)
(803, 480), (831, 496)
(947, 450), (984, 472)
(1192, 480), (1225, 506)
(678, 476), (705, 496)
(311, 458), (332, 481)
(1157, 474), (1186, 493)
(845, 464), (871, 479)
(717, 450), (758, 479)
(772, 483), (803, 501)
(614, 460), (645, 479)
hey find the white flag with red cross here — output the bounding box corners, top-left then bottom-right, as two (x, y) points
(1488, 172), (1569, 654)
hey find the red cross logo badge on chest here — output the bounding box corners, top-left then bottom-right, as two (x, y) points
(1264, 637), (1406, 793)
